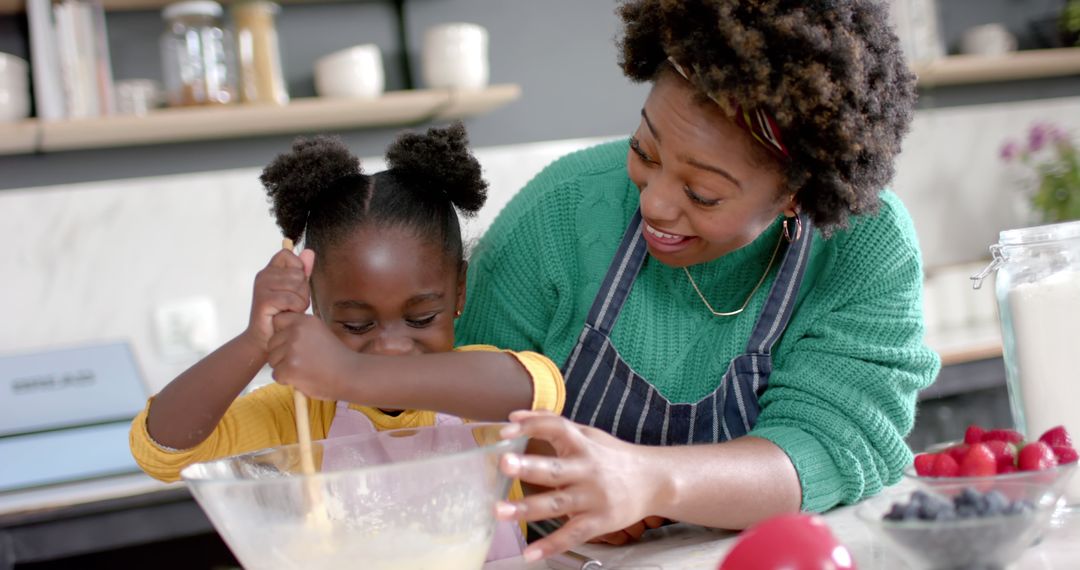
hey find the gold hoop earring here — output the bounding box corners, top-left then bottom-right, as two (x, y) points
(783, 215), (803, 243)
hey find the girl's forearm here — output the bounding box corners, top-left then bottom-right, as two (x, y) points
(336, 351), (535, 421)
(146, 331), (267, 449)
(642, 436), (802, 529)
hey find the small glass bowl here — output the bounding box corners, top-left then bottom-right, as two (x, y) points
(856, 482), (1059, 569)
(904, 440), (1077, 519)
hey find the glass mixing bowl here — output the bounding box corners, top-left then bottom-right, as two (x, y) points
(181, 422), (526, 569)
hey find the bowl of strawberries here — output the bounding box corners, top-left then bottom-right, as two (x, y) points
(907, 424), (1078, 510)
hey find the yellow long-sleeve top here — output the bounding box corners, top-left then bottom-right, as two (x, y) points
(130, 345), (564, 483)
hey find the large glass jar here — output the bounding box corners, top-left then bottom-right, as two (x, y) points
(160, 0), (236, 106)
(232, 0), (289, 105)
(973, 220), (1080, 504)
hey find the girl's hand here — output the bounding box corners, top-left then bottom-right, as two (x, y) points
(267, 312), (356, 401)
(494, 410), (672, 562)
(245, 248), (315, 351)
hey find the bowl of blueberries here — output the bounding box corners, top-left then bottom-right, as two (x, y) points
(856, 483), (1059, 569)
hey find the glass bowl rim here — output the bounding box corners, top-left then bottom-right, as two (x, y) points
(180, 421), (526, 487)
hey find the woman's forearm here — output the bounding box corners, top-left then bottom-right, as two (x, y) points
(336, 351), (535, 421)
(146, 332), (267, 449)
(643, 436), (802, 529)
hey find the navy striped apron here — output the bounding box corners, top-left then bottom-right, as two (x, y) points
(561, 210), (814, 444)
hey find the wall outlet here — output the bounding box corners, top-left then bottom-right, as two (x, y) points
(153, 297), (219, 362)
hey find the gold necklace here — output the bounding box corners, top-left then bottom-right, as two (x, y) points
(683, 230), (784, 317)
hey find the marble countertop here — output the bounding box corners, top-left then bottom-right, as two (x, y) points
(487, 482), (1080, 570)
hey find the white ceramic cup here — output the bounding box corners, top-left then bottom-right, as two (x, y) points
(0, 52), (31, 123)
(959, 23), (1017, 56)
(421, 22), (489, 90)
(314, 44), (385, 99)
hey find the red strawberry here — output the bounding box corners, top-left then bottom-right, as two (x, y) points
(945, 444), (970, 464)
(998, 465), (1018, 474)
(1052, 445), (1079, 465)
(958, 443), (997, 477)
(1018, 441), (1059, 472)
(982, 429), (1024, 444)
(914, 453), (938, 476)
(1039, 425), (1073, 449)
(965, 425), (986, 445)
(931, 453), (960, 477)
(983, 440), (1018, 471)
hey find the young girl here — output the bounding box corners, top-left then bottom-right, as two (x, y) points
(129, 122), (564, 561)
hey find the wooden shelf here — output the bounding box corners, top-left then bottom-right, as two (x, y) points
(913, 48), (1080, 88)
(926, 324), (1003, 367)
(0, 84), (521, 155)
(0, 120), (37, 155)
(0, 0), (375, 14)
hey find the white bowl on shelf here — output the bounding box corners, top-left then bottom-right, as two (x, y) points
(0, 52), (30, 123)
(314, 44), (385, 99)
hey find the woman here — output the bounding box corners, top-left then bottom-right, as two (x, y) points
(455, 0), (941, 561)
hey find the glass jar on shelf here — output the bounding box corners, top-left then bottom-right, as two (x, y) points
(232, 0), (289, 105)
(160, 0), (237, 106)
(972, 220), (1080, 505)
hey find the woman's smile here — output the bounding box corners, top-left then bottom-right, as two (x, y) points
(642, 222), (698, 253)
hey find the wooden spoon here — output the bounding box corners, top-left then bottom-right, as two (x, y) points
(281, 238), (330, 528)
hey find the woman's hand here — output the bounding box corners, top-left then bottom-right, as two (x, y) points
(267, 312), (356, 401)
(494, 410), (673, 562)
(245, 248), (315, 352)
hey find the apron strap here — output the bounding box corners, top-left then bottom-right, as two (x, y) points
(744, 213), (815, 355)
(584, 210), (648, 336)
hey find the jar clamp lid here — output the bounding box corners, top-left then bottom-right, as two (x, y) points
(162, 0), (224, 21)
(971, 220), (1080, 289)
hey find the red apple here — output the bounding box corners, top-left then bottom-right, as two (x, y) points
(718, 513), (856, 570)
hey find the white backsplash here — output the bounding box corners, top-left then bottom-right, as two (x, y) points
(893, 96), (1080, 269)
(3, 96), (1079, 393)
(0, 136), (611, 393)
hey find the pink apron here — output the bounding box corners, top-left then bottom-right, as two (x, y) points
(324, 401), (526, 562)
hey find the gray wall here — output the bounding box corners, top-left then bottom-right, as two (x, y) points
(1, 0), (1077, 190)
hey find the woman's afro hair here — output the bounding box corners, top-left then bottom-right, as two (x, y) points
(618, 0), (917, 232)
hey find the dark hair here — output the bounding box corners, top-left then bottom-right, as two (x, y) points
(259, 121), (488, 268)
(617, 0), (917, 233)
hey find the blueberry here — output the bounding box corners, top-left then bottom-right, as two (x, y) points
(984, 491), (1008, 516)
(957, 487), (982, 508)
(885, 502), (907, 521)
(1005, 499), (1034, 515)
(956, 504), (978, 519)
(918, 494), (954, 521)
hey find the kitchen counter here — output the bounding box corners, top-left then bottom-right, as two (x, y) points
(487, 481), (1080, 570)
(0, 474), (213, 569)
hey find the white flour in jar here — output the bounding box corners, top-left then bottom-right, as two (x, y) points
(1006, 270), (1080, 503)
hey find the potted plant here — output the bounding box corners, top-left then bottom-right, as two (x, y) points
(1064, 0), (1080, 46)
(1000, 123), (1080, 223)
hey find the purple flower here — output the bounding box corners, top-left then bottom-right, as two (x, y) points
(1000, 141), (1020, 161)
(1029, 123), (1053, 152)
(1050, 126), (1071, 145)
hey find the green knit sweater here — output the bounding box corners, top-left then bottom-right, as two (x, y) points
(456, 139), (941, 513)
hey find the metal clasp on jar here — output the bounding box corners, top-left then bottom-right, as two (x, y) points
(970, 244), (1004, 290)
